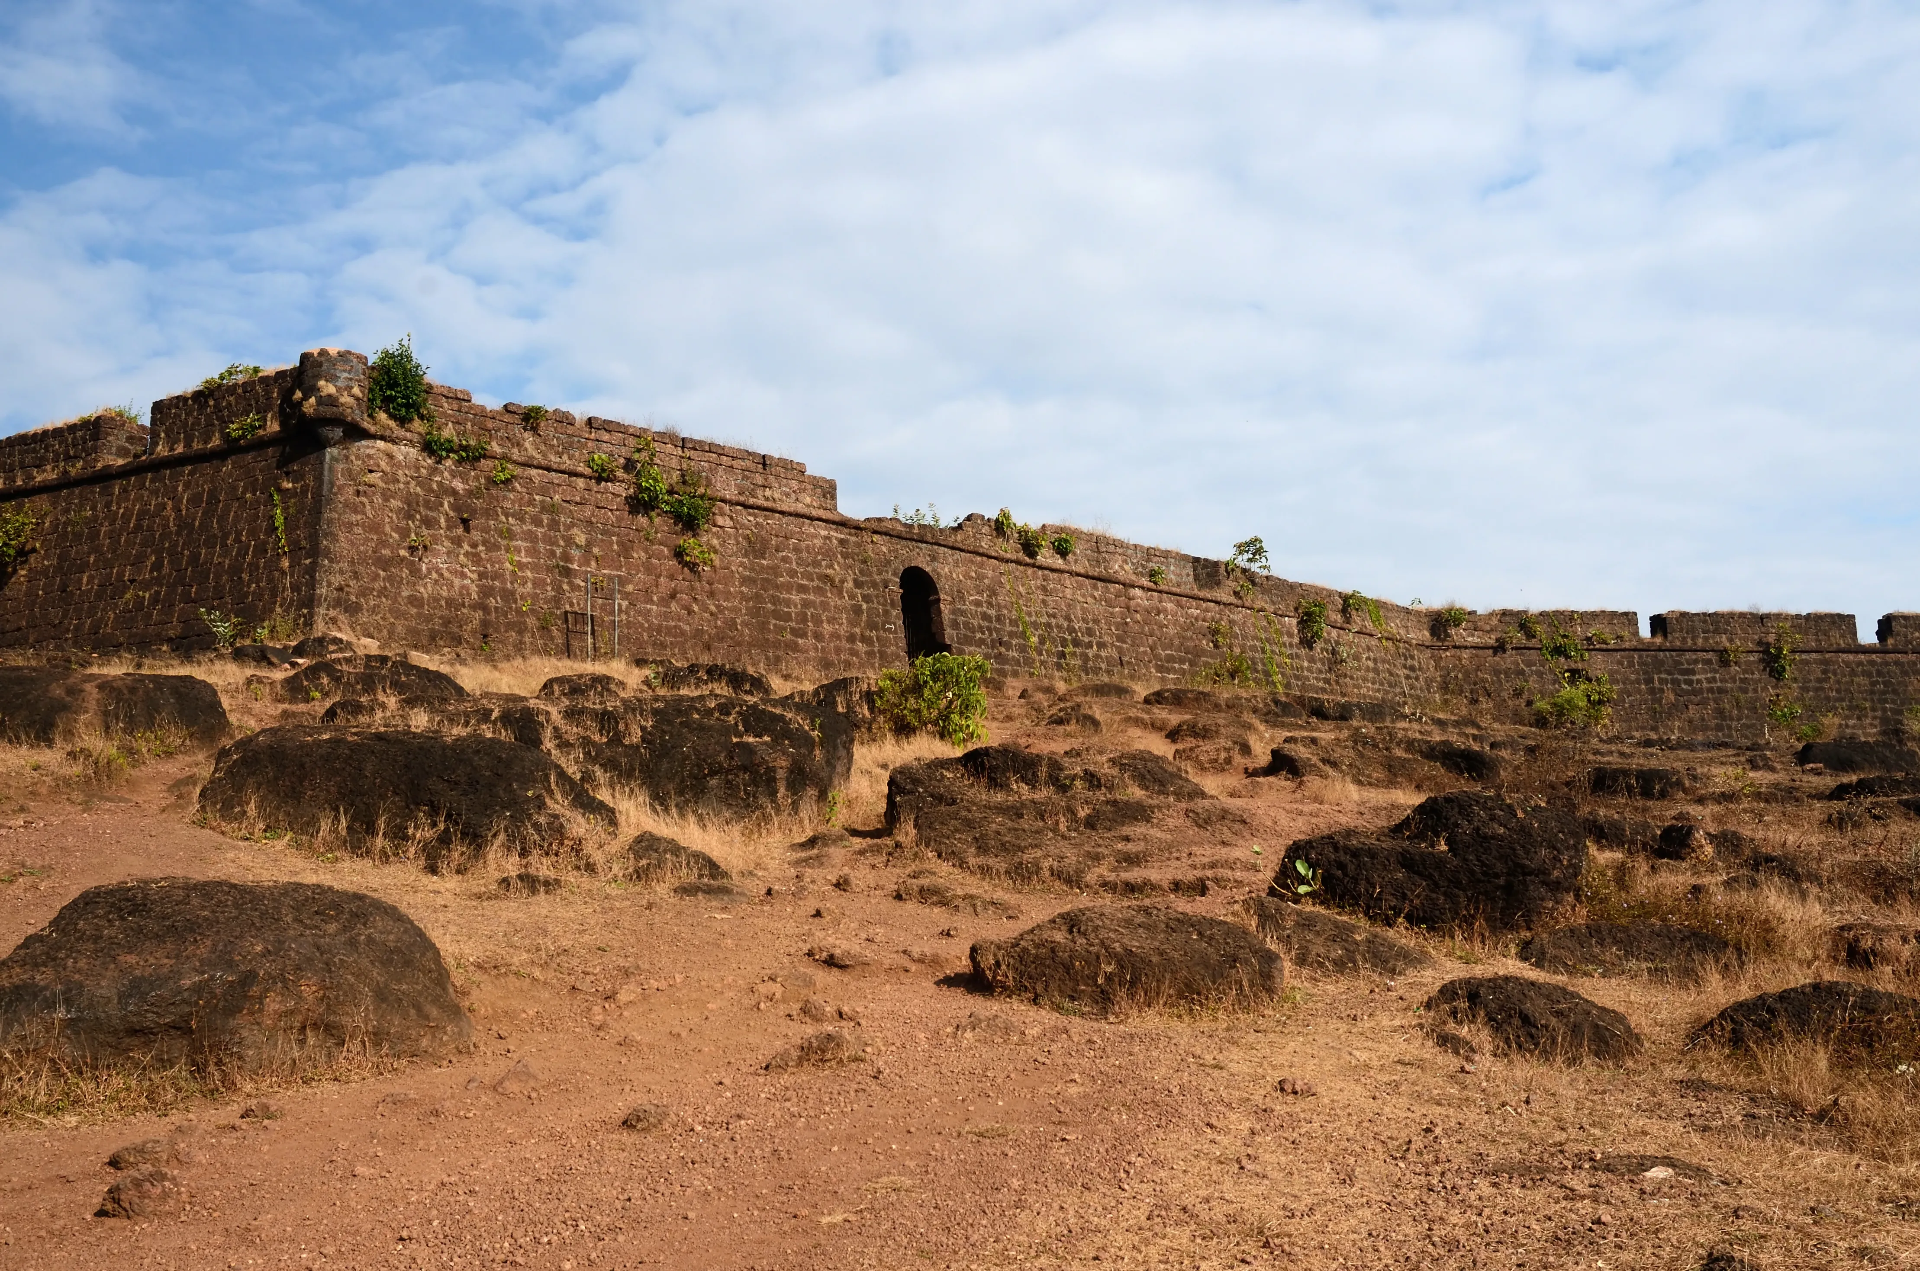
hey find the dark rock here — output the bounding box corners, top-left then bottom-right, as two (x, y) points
(1579, 812), (1659, 853)
(1588, 766), (1691, 799)
(1302, 698), (1398, 724)
(561, 693), (852, 821)
(1276, 790), (1586, 933)
(1518, 923), (1745, 982)
(638, 660), (773, 697)
(969, 904), (1286, 1014)
(1829, 774), (1920, 800)
(1832, 921), (1920, 972)
(1692, 980), (1920, 1061)
(290, 633), (357, 660)
(108, 1138), (178, 1170)
(274, 656), (467, 706)
(231, 644), (293, 667)
(536, 673), (628, 705)
(1255, 747), (1329, 779)
(1166, 716), (1242, 744)
(1797, 740), (1920, 774)
(1072, 682), (1137, 700)
(1142, 687), (1217, 709)
(807, 945), (868, 970)
(672, 880), (745, 900)
(1412, 740), (1504, 783)
(197, 726), (614, 871)
(493, 1058), (540, 1095)
(320, 697), (382, 725)
(497, 872), (563, 896)
(0, 667), (230, 747)
(627, 831), (730, 882)
(764, 1029), (866, 1070)
(1424, 975), (1641, 1063)
(239, 1100), (283, 1120)
(1721, 851), (1823, 893)
(895, 878), (1019, 918)
(1655, 822), (1717, 862)
(1046, 704), (1102, 732)
(1105, 750), (1209, 801)
(1697, 1250), (1760, 1271)
(96, 1168), (181, 1219)
(1174, 739), (1253, 771)
(1244, 898), (1429, 975)
(620, 1103), (672, 1132)
(0, 878), (471, 1072)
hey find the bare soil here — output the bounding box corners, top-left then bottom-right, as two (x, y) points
(1, 667), (1917, 1269)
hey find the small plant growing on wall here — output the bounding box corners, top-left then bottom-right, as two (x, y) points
(200, 363), (264, 390)
(1342, 590), (1386, 633)
(874, 652), (992, 748)
(198, 608), (245, 649)
(104, 403), (141, 424)
(1015, 523), (1045, 558)
(1296, 597), (1329, 649)
(1762, 625), (1799, 682)
(0, 503), (39, 578)
(1050, 532), (1076, 558)
(587, 452), (618, 481)
(520, 404), (549, 426)
(1539, 620), (1586, 664)
(1146, 565), (1168, 585)
(674, 536), (716, 572)
(1517, 613), (1543, 640)
(225, 412), (268, 442)
(992, 508), (1016, 539)
(1718, 645), (1744, 667)
(490, 460), (515, 485)
(629, 438), (670, 513)
(1431, 606), (1469, 640)
(369, 335), (432, 424)
(270, 491), (289, 554)
(422, 423), (490, 463)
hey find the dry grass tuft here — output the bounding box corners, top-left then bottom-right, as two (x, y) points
(1578, 852), (1832, 963)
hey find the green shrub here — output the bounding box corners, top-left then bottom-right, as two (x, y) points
(422, 424), (489, 463)
(1534, 671), (1616, 729)
(521, 404), (549, 426)
(587, 452), (618, 481)
(490, 460), (515, 486)
(1015, 523), (1045, 558)
(673, 536), (716, 572)
(1050, 532), (1076, 558)
(1765, 693), (1802, 726)
(664, 472), (715, 534)
(1517, 613), (1543, 640)
(225, 412), (268, 442)
(369, 335), (432, 424)
(992, 508), (1016, 539)
(1540, 622), (1586, 663)
(1296, 598), (1329, 649)
(1146, 565), (1168, 585)
(1437, 606), (1469, 635)
(104, 403), (141, 424)
(1342, 590), (1385, 633)
(874, 652), (991, 748)
(200, 363), (263, 390)
(1718, 645), (1744, 667)
(0, 504), (40, 569)
(198, 608), (245, 649)
(1763, 626), (1799, 682)
(1228, 536), (1269, 575)
(629, 439), (669, 513)
(270, 491), (288, 554)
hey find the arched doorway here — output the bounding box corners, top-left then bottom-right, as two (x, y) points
(899, 567), (951, 659)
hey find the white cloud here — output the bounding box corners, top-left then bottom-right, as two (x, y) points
(3, 0), (1920, 626)
(0, 0), (142, 137)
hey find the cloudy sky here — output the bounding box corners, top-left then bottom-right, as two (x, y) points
(3, 1), (1916, 633)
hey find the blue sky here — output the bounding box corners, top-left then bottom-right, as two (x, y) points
(4, 1), (1918, 633)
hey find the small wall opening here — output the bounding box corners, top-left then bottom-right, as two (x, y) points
(899, 567), (951, 660)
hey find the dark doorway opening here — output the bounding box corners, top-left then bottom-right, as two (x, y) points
(900, 567), (951, 659)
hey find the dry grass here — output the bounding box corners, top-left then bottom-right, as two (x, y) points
(1577, 851), (1834, 964)
(841, 732), (960, 829)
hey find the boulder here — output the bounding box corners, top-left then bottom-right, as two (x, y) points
(0, 878), (471, 1072)
(231, 644), (293, 667)
(1046, 704), (1102, 732)
(96, 1168), (182, 1219)
(1411, 740), (1504, 783)
(627, 832), (730, 882)
(197, 726), (614, 872)
(1302, 698), (1399, 724)
(1072, 682), (1137, 700)
(1142, 688), (1217, 710)
(1829, 774), (1920, 800)
(1588, 766), (1690, 799)
(1691, 980), (1920, 1061)
(273, 656), (467, 706)
(969, 904), (1286, 1014)
(1275, 790), (1585, 933)
(1254, 746), (1329, 780)
(1518, 923), (1745, 982)
(497, 872), (563, 896)
(1105, 750), (1209, 800)
(1424, 975), (1641, 1063)
(1244, 897), (1429, 975)
(1797, 740), (1920, 774)
(537, 673), (629, 705)
(764, 1030), (866, 1071)
(1579, 811), (1659, 853)
(1655, 822), (1716, 862)
(637, 660), (773, 697)
(0, 667), (229, 747)
(1832, 921), (1920, 972)
(290, 633), (358, 660)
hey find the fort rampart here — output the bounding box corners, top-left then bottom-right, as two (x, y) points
(3, 348), (1917, 745)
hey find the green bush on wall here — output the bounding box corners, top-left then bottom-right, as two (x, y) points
(1, 504), (41, 570)
(1296, 598), (1329, 649)
(369, 336), (432, 424)
(874, 652), (992, 748)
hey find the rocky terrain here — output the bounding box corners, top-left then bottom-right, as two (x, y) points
(1, 644), (1919, 1269)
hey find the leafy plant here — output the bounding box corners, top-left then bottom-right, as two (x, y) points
(198, 608), (245, 648)
(1207, 620), (1233, 649)
(368, 335), (432, 424)
(874, 652), (992, 748)
(1534, 670), (1616, 729)
(490, 460), (515, 486)
(1146, 565), (1168, 585)
(823, 791), (843, 827)
(895, 503), (952, 528)
(1717, 645), (1744, 667)
(1765, 694), (1802, 727)
(1433, 606), (1469, 639)
(200, 363), (264, 390)
(0, 504), (40, 570)
(1517, 613), (1543, 640)
(422, 423), (489, 463)
(104, 403), (141, 424)
(225, 412), (268, 442)
(1015, 523), (1045, 558)
(520, 404), (549, 426)
(1228, 537), (1269, 575)
(587, 453), (618, 481)
(1282, 857), (1321, 897)
(673, 536), (716, 572)
(1763, 625), (1799, 682)
(1296, 597), (1329, 649)
(1342, 590), (1385, 633)
(992, 508), (1016, 538)
(270, 491), (288, 554)
(662, 470), (715, 533)
(629, 438), (669, 513)
(1050, 532), (1076, 558)
(1540, 621), (1587, 663)
(1586, 629), (1621, 646)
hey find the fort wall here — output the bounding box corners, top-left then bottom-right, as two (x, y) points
(3, 347), (1917, 746)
